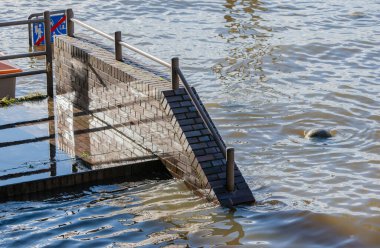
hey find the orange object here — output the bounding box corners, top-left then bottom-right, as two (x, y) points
(0, 61), (22, 75)
(0, 57), (22, 98)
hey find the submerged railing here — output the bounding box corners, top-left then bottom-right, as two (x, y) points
(0, 11), (54, 97)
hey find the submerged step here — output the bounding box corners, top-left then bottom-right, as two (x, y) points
(0, 159), (168, 202)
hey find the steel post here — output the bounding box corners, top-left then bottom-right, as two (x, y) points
(171, 57), (179, 90)
(226, 147), (235, 192)
(44, 11), (54, 98)
(66, 9), (74, 37)
(28, 21), (32, 47)
(115, 31), (122, 61)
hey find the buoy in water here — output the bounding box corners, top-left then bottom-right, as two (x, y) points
(304, 129), (333, 139)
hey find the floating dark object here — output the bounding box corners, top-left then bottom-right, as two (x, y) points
(304, 129), (333, 139)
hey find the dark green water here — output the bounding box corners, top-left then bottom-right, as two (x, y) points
(0, 0), (379, 247)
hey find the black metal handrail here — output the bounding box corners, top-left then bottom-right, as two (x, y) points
(0, 18), (43, 27)
(176, 68), (226, 155)
(0, 11), (54, 97)
(0, 69), (47, 80)
(0, 51), (46, 61)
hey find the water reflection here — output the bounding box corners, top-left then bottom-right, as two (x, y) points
(214, 0), (273, 87)
(210, 208), (245, 245)
(0, 99), (59, 183)
(48, 98), (57, 176)
(0, 0), (379, 246)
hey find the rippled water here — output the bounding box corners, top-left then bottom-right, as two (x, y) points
(1, 0), (380, 247)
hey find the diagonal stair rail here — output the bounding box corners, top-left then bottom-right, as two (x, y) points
(65, 8), (236, 191)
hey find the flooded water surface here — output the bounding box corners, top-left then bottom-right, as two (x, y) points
(0, 0), (379, 247)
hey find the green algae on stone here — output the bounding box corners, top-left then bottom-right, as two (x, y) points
(80, 151), (90, 159)
(0, 92), (48, 107)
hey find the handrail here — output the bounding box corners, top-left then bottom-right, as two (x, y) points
(66, 9), (230, 162)
(0, 11), (54, 97)
(0, 18), (43, 28)
(28, 10), (65, 20)
(0, 51), (46, 61)
(176, 68), (226, 157)
(70, 18), (171, 68)
(0, 69), (47, 80)
(119, 41), (171, 68)
(71, 18), (114, 41)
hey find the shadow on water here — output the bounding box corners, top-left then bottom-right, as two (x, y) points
(214, 0), (274, 90)
(0, 99), (61, 184)
(0, 86), (165, 187)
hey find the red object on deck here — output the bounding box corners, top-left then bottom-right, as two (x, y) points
(0, 61), (23, 75)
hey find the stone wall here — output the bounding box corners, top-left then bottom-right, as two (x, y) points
(54, 35), (254, 206)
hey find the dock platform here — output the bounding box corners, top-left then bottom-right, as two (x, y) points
(0, 10), (254, 206)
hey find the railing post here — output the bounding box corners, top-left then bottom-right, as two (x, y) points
(171, 57), (179, 90)
(28, 20), (32, 47)
(44, 11), (54, 98)
(226, 147), (235, 192)
(66, 9), (74, 37)
(115, 31), (122, 61)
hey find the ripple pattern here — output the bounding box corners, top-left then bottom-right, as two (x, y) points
(0, 0), (379, 247)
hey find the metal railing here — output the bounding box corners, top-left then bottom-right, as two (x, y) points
(69, 20), (228, 149)
(66, 10), (225, 149)
(0, 11), (54, 97)
(67, 11), (171, 68)
(0, 8), (234, 191)
(65, 8), (236, 191)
